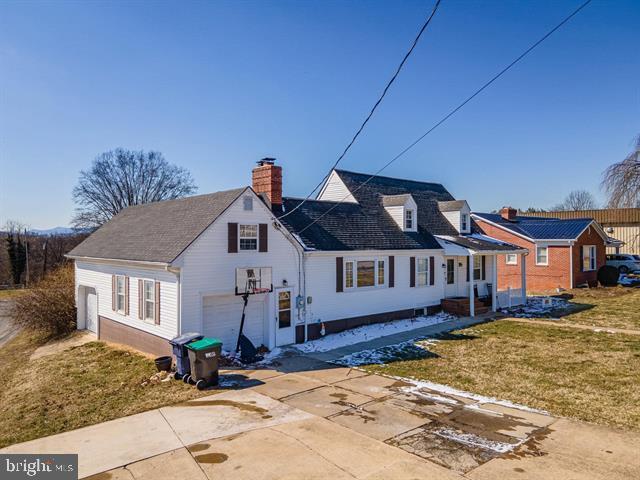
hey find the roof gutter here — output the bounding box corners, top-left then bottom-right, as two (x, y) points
(65, 255), (170, 268)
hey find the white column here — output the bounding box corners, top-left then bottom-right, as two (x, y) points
(521, 252), (527, 304)
(491, 254), (498, 312)
(469, 253), (475, 317)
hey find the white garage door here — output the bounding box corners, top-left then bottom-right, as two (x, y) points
(202, 294), (266, 351)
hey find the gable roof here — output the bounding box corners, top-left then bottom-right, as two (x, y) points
(68, 187), (247, 263)
(381, 194), (414, 207)
(278, 169), (469, 251)
(472, 212), (596, 241)
(437, 200), (468, 212)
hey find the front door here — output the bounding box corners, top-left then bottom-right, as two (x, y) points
(444, 257), (457, 297)
(275, 289), (294, 346)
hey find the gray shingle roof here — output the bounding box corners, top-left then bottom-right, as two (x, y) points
(381, 194), (413, 207)
(278, 169), (469, 251)
(438, 200), (467, 212)
(68, 187), (247, 263)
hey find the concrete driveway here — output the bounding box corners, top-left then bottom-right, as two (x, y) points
(2, 356), (639, 480)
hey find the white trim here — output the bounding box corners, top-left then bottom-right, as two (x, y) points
(505, 253), (518, 265)
(569, 243), (574, 288)
(141, 278), (157, 324)
(115, 275), (126, 314)
(582, 244), (597, 271)
(535, 245), (549, 266)
(343, 256), (387, 291)
(67, 256), (170, 268)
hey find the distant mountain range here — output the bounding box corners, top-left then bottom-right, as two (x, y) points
(29, 227), (80, 236)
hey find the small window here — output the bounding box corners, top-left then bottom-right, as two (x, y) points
(143, 280), (155, 322)
(377, 260), (385, 285)
(243, 196), (253, 211)
(536, 246), (548, 265)
(583, 245), (596, 271)
(417, 258), (429, 286)
(239, 224), (258, 250)
(473, 256), (482, 280)
(116, 276), (126, 313)
(345, 258), (386, 289)
(405, 209), (413, 230)
(345, 261), (354, 288)
(461, 213), (468, 231)
(505, 254), (518, 265)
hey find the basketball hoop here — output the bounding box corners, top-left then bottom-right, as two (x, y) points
(236, 267), (273, 295)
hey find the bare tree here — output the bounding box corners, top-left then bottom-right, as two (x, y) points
(552, 190), (598, 211)
(72, 149), (197, 228)
(602, 135), (640, 208)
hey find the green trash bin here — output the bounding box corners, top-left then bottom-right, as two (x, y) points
(185, 337), (223, 390)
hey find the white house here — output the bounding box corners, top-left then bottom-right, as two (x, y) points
(68, 159), (526, 356)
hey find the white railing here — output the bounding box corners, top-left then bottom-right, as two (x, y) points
(496, 287), (525, 309)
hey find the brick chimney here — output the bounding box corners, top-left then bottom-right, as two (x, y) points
(252, 157), (282, 207)
(500, 206), (517, 221)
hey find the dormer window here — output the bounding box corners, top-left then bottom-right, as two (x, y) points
(461, 213), (468, 231)
(405, 210), (413, 230)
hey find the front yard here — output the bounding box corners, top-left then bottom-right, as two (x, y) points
(550, 287), (640, 330)
(364, 320), (640, 431)
(0, 331), (207, 448)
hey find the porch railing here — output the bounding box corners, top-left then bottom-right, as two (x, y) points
(496, 287), (525, 309)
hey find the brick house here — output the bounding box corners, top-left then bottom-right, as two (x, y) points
(472, 208), (618, 292)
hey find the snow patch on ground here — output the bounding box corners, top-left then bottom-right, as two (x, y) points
(398, 377), (547, 414)
(334, 338), (439, 367)
(500, 296), (569, 318)
(433, 427), (523, 453)
(293, 312), (454, 354)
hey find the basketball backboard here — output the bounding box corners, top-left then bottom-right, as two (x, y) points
(235, 267), (273, 295)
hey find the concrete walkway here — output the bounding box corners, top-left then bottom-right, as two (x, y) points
(0, 299), (20, 349)
(306, 312), (495, 362)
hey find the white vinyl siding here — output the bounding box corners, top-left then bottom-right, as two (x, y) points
(176, 190), (300, 348)
(74, 261), (178, 340)
(316, 170), (357, 203)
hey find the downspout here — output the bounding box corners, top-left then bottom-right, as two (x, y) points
(167, 266), (181, 335)
(569, 242), (574, 290)
(272, 218), (306, 342)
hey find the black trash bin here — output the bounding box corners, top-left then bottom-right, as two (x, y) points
(186, 337), (223, 390)
(169, 332), (204, 380)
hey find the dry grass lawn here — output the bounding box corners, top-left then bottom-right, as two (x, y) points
(0, 331), (208, 448)
(552, 287), (640, 331)
(365, 320), (640, 431)
(0, 289), (27, 300)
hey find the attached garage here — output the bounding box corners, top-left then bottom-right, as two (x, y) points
(202, 294), (267, 351)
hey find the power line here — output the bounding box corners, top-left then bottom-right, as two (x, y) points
(277, 0), (442, 220)
(297, 0), (592, 234)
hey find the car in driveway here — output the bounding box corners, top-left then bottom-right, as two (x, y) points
(606, 254), (640, 273)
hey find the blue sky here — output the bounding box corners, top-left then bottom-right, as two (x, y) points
(1, 0), (638, 229)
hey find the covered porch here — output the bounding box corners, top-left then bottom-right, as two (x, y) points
(436, 234), (528, 317)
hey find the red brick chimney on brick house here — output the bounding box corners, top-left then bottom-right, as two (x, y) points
(252, 158), (282, 207)
(500, 206), (517, 221)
